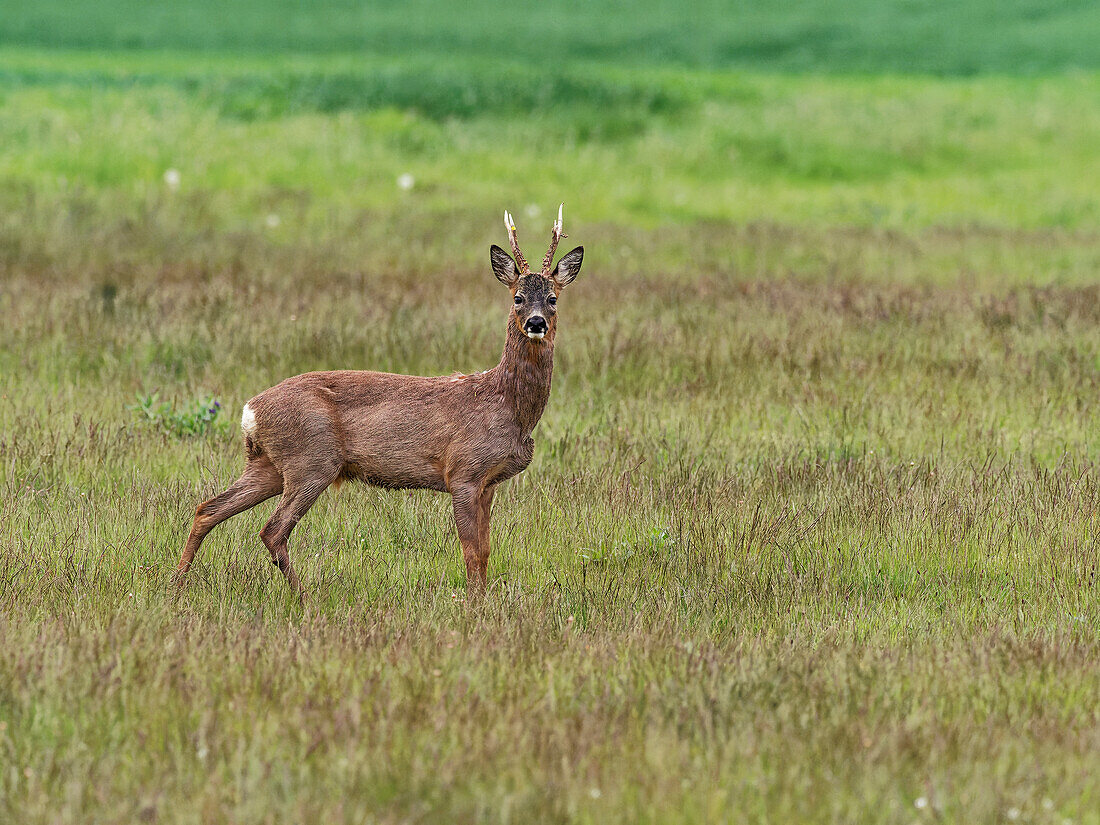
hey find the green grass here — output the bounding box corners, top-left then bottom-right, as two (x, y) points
(3, 49), (1100, 233)
(6, 227), (1100, 822)
(4, 2), (1100, 822)
(4, 0), (1100, 75)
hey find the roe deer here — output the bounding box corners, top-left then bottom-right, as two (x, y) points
(175, 206), (584, 597)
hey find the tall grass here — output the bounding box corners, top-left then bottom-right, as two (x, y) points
(4, 214), (1100, 821)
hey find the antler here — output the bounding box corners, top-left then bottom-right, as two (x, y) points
(503, 210), (531, 276)
(504, 205), (567, 277)
(540, 203), (566, 275)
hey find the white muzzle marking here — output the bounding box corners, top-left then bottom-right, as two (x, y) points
(526, 331), (546, 340)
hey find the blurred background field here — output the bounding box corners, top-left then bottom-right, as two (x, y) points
(3, 2), (1100, 823)
(6, 0), (1100, 74)
(3, 1), (1100, 232)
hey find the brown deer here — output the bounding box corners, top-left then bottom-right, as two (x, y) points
(175, 206), (584, 597)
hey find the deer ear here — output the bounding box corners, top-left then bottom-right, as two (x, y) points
(490, 244), (518, 286)
(552, 246), (584, 288)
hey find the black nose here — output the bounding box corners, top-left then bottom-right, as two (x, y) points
(525, 316), (548, 334)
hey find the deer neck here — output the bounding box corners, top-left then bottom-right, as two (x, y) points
(492, 319), (555, 434)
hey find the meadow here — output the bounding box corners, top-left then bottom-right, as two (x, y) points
(3, 2), (1100, 823)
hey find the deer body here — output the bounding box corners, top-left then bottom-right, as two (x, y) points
(240, 322), (548, 494)
(176, 207), (582, 596)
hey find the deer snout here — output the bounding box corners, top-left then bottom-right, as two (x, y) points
(524, 315), (548, 339)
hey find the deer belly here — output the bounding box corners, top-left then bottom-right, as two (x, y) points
(344, 457), (447, 492)
(342, 441), (447, 491)
(337, 405), (452, 491)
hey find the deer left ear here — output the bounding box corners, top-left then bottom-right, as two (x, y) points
(490, 244), (518, 286)
(552, 246), (584, 288)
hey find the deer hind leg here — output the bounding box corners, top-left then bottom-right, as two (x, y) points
(259, 469), (337, 598)
(476, 485), (496, 586)
(451, 483), (486, 595)
(176, 455), (283, 582)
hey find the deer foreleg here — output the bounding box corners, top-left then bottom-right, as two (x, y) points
(477, 485), (495, 585)
(451, 484), (485, 594)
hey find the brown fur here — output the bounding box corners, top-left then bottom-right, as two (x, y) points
(175, 226), (584, 599)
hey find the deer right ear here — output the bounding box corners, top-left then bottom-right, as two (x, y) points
(490, 244), (518, 286)
(552, 246), (584, 288)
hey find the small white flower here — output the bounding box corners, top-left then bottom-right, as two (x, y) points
(163, 168), (181, 191)
(397, 173), (415, 191)
(1042, 799), (1054, 811)
(1006, 808), (1020, 821)
(265, 213), (281, 228)
(589, 787), (601, 799)
(914, 797), (928, 810)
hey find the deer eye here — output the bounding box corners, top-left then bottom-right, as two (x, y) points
(548, 294), (557, 306)
(514, 295), (524, 305)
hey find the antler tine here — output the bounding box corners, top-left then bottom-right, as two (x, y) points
(503, 210), (530, 275)
(541, 203), (567, 275)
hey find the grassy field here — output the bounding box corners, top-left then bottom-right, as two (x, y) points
(3, 2), (1100, 823)
(5, 0), (1100, 75)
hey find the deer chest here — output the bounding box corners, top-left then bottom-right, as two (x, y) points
(489, 435), (535, 485)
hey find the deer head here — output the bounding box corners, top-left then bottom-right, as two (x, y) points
(490, 204), (584, 341)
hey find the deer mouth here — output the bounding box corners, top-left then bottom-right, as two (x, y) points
(525, 330), (546, 340)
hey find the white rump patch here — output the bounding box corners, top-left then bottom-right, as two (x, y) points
(240, 403), (257, 436)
